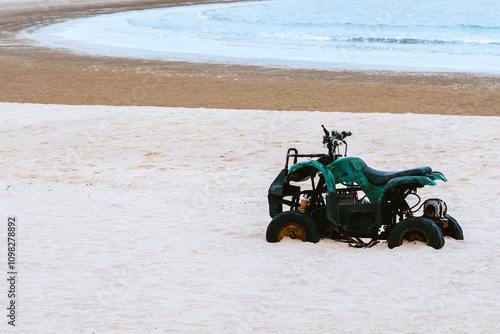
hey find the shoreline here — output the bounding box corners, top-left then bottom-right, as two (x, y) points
(0, 0), (499, 116)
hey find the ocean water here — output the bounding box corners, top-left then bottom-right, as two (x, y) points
(23, 0), (500, 73)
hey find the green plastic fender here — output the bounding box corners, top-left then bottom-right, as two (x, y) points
(378, 174), (446, 202)
(326, 157), (385, 202)
(289, 157), (448, 204)
(327, 157), (368, 183)
(288, 160), (336, 192)
(428, 171), (448, 182)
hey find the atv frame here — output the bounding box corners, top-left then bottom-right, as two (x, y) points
(266, 126), (463, 249)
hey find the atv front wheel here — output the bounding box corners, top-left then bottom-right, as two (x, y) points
(266, 211), (320, 243)
(442, 214), (464, 240)
(388, 217), (445, 249)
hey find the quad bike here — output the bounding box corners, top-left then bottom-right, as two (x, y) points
(266, 126), (463, 249)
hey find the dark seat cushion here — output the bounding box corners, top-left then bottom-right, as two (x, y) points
(362, 166), (432, 186)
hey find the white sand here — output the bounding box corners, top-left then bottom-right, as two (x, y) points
(1, 102), (499, 333)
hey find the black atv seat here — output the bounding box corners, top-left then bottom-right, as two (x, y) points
(362, 166), (432, 186)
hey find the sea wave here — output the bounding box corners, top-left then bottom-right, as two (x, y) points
(339, 36), (500, 46)
(196, 11), (500, 31)
(253, 33), (500, 46)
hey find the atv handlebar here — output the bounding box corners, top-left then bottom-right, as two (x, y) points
(322, 125), (352, 144)
(342, 131), (352, 138)
(321, 125), (352, 157)
(333, 139), (343, 146)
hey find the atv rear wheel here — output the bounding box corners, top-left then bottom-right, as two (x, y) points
(388, 217), (445, 249)
(266, 211), (320, 243)
(442, 214), (464, 240)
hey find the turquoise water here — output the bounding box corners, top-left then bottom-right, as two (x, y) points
(24, 0), (500, 72)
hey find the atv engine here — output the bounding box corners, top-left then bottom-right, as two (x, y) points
(423, 198), (448, 228)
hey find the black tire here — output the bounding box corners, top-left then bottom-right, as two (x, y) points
(388, 217), (445, 249)
(442, 214), (464, 240)
(266, 211), (320, 243)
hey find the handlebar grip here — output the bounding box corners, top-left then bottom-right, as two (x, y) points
(342, 131), (352, 138)
(321, 125), (330, 136)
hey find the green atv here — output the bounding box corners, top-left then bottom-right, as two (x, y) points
(266, 126), (463, 249)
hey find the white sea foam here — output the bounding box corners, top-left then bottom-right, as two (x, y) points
(21, 0), (500, 72)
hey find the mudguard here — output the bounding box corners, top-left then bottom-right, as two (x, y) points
(288, 160), (336, 192)
(428, 171), (447, 182)
(379, 173), (447, 202)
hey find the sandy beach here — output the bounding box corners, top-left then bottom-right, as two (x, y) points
(1, 1), (500, 333)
